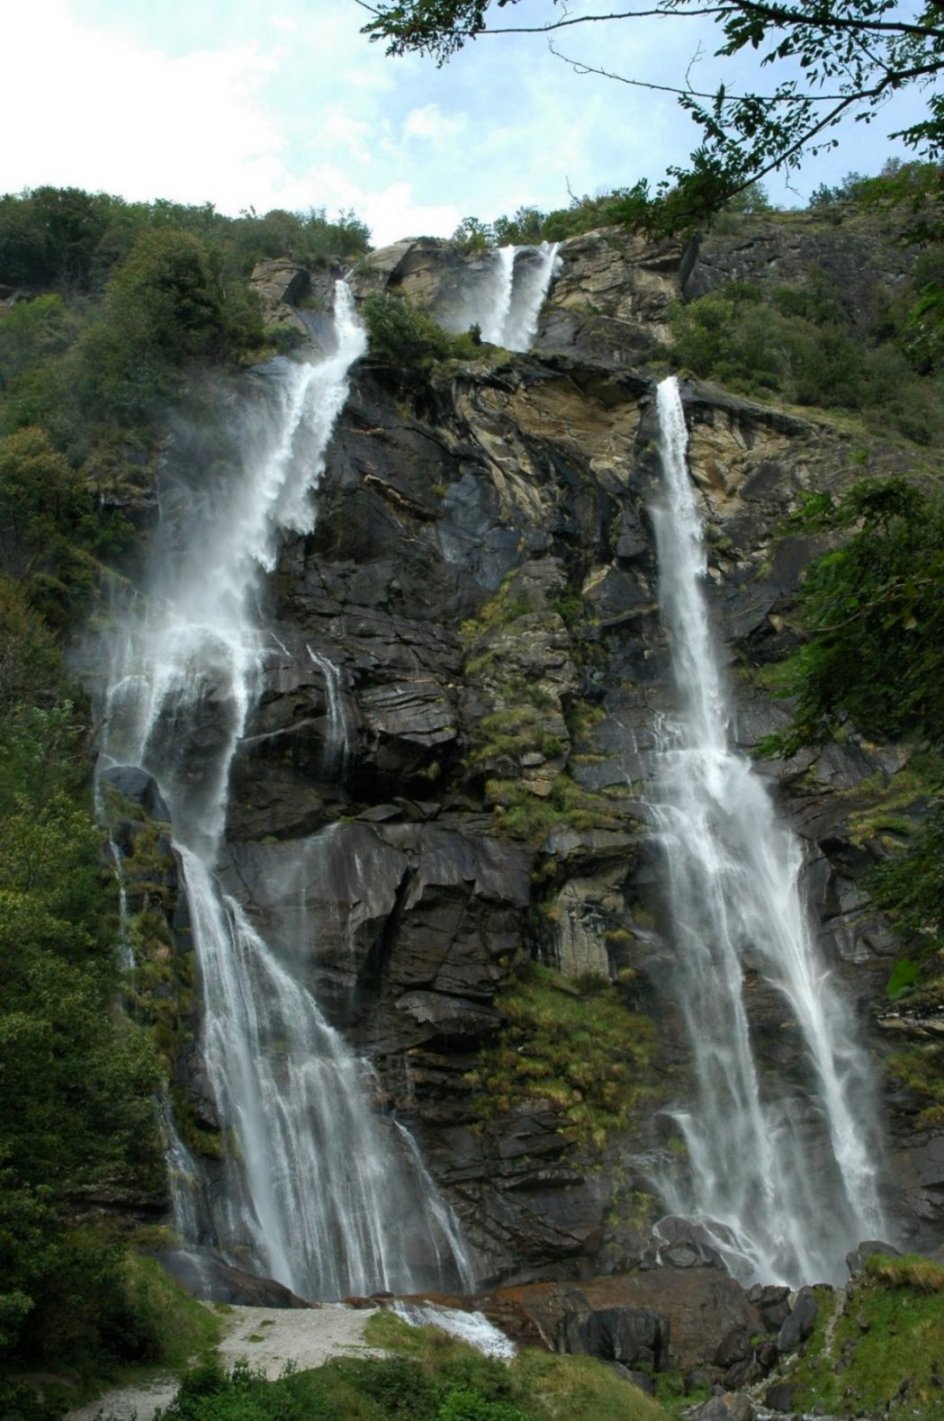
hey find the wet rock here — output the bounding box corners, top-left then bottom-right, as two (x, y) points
(560, 1303), (669, 1370)
(249, 258), (311, 334)
(846, 1239), (902, 1277)
(777, 1287), (820, 1353)
(100, 764), (170, 822)
(714, 1325), (751, 1367)
(475, 1268), (761, 1373)
(763, 1379), (797, 1413)
(157, 1247), (311, 1308)
(746, 1283), (792, 1332)
(148, 223), (944, 1289)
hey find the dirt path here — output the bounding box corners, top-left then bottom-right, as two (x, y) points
(65, 1303), (384, 1420)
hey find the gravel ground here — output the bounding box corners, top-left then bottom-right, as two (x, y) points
(65, 1303), (384, 1420)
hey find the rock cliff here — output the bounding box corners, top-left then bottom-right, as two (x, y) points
(120, 221), (943, 1369)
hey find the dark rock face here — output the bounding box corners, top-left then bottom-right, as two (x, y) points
(559, 1303), (670, 1371)
(148, 224), (944, 1300)
(685, 211), (920, 335)
(156, 1248), (311, 1308)
(474, 1268), (762, 1374)
(777, 1287), (820, 1353)
(100, 764), (171, 822)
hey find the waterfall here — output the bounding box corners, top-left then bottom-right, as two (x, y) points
(480, 245), (516, 346)
(447, 242), (559, 352)
(500, 241), (560, 351)
(648, 376), (886, 1286)
(100, 283), (471, 1299)
(307, 645), (350, 781)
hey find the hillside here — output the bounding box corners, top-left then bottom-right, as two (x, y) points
(2, 179), (944, 1419)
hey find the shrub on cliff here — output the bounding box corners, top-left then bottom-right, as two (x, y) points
(670, 278), (944, 444)
(362, 292), (478, 372)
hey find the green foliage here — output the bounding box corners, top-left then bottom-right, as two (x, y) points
(0, 577), (61, 714)
(0, 186), (131, 290)
(786, 1262), (944, 1418)
(0, 426), (115, 625)
(873, 803), (944, 955)
(763, 479), (944, 752)
(887, 956), (921, 999)
(0, 188), (370, 294)
(70, 228), (262, 427)
(155, 1348), (530, 1421)
(670, 279), (944, 444)
(362, 292), (479, 372)
(466, 962), (657, 1148)
(486, 772), (624, 841)
(0, 187), (371, 478)
(0, 293), (79, 385)
(365, 1312), (668, 1421)
(0, 625), (161, 1369)
(453, 206), (548, 249)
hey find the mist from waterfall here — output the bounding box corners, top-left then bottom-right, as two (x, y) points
(100, 283), (472, 1299)
(443, 242), (559, 352)
(649, 376), (886, 1286)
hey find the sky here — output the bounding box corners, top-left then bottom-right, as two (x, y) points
(1, 0), (928, 248)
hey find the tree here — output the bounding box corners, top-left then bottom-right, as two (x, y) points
(360, 1), (944, 227)
(766, 478), (944, 754)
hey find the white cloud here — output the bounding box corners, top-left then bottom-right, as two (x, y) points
(403, 104), (469, 144)
(1, 0), (284, 210)
(1, 0), (926, 250)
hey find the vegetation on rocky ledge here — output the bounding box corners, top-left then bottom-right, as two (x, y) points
(467, 962), (658, 1148)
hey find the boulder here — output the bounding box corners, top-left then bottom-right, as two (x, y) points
(99, 764), (170, 821)
(777, 1287), (820, 1353)
(156, 1247), (311, 1308)
(559, 1303), (669, 1371)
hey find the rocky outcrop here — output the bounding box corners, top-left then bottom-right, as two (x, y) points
(250, 258), (312, 334)
(686, 208), (921, 332)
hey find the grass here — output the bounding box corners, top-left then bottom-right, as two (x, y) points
(785, 1261), (944, 1418)
(122, 1311), (672, 1421)
(840, 750), (944, 849)
(365, 1312), (671, 1421)
(486, 774), (628, 843)
(466, 962), (658, 1148)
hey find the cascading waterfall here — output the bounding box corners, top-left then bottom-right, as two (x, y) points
(447, 242), (559, 352)
(648, 376), (886, 1286)
(100, 283), (472, 1298)
(480, 245), (517, 346)
(500, 241), (560, 351)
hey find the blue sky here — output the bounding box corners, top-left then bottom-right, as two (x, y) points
(1, 0), (926, 246)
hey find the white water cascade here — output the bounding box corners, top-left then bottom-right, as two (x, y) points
(649, 376), (886, 1286)
(446, 242), (559, 352)
(100, 283), (472, 1299)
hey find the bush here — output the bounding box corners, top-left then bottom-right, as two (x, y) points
(670, 278), (944, 443)
(362, 293), (478, 372)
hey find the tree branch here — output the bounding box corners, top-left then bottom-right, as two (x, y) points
(730, 0), (944, 43)
(548, 38), (850, 102)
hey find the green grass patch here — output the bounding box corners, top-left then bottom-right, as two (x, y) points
(788, 1265), (944, 1418)
(466, 962), (658, 1148)
(487, 775), (626, 843)
(366, 1313), (670, 1421)
(144, 1312), (670, 1421)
